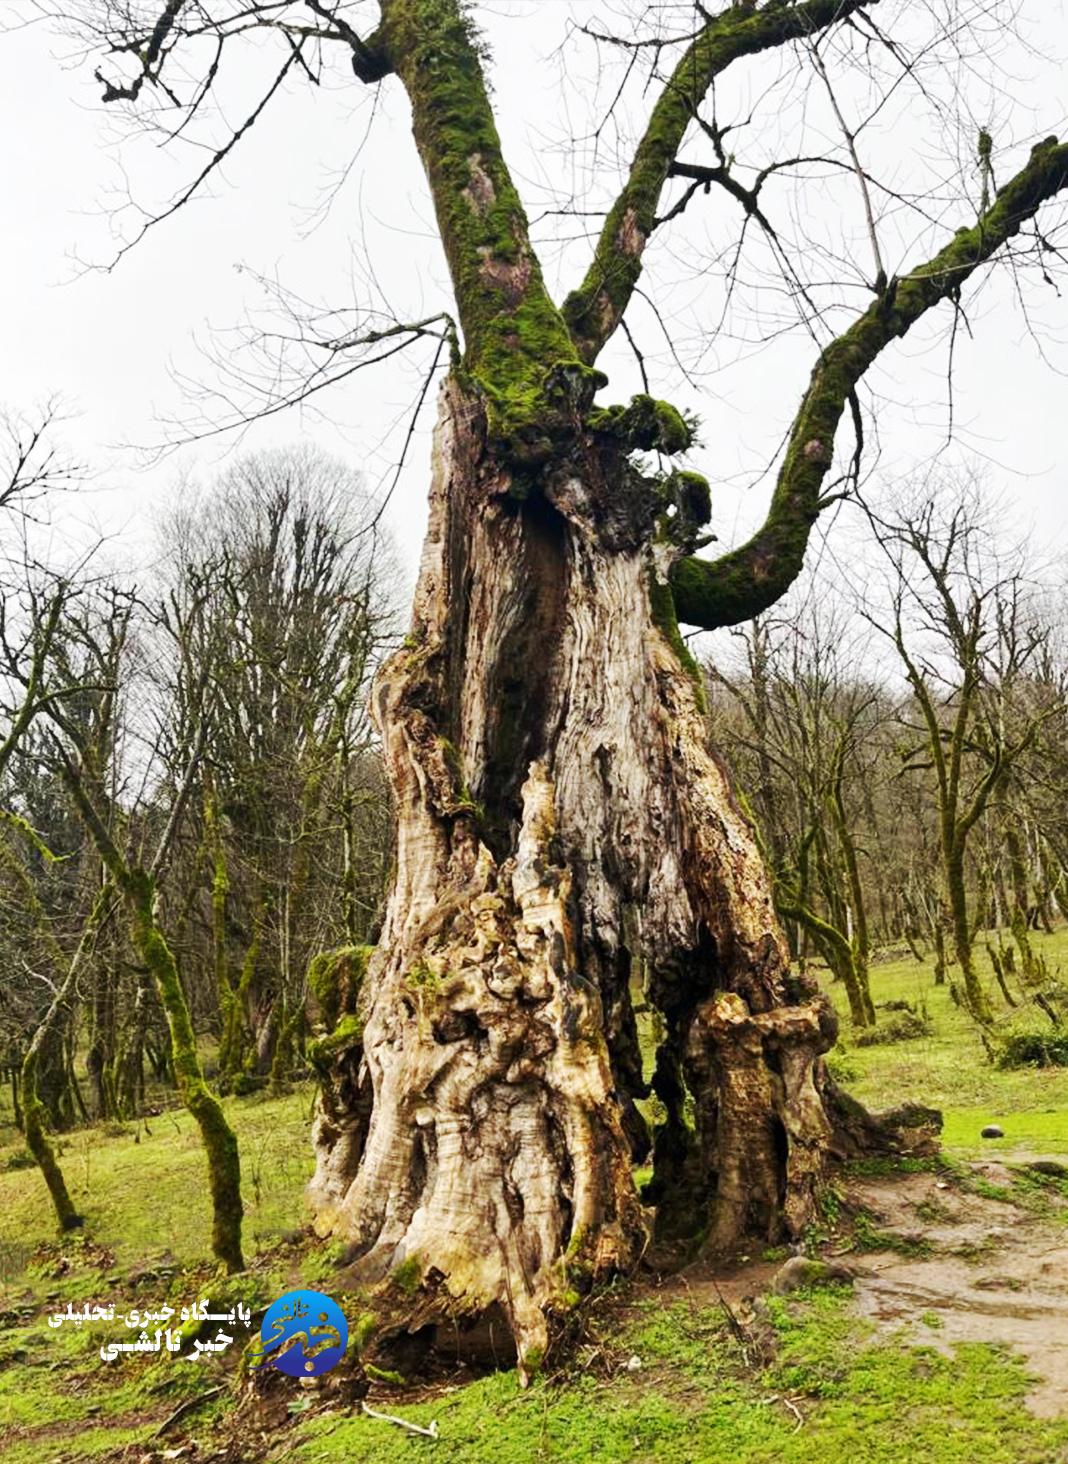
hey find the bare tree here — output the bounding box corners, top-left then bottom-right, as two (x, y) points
(149, 446), (397, 1088)
(710, 604), (879, 1029)
(13, 580), (250, 1271)
(865, 483), (1061, 1022)
(35, 0), (1068, 1373)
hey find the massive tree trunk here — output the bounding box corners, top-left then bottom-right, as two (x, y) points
(57, 0), (1068, 1373)
(307, 379), (869, 1373)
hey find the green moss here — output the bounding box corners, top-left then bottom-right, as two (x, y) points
(386, 0), (585, 458)
(647, 570), (708, 713)
(308, 1015), (364, 1079)
(406, 960), (440, 991)
(121, 870), (245, 1273)
(391, 1255), (422, 1295)
(564, 1224), (587, 1259)
(652, 400), (691, 455)
(588, 395), (695, 456)
(231, 1071), (267, 1097)
(437, 739), (483, 816)
(668, 469), (712, 524)
(779, 1259), (852, 1289)
(365, 1363), (407, 1386)
(852, 1209), (933, 1258)
(355, 1312), (379, 1350)
(439, 735), (463, 778)
(520, 1344), (544, 1376)
(307, 945), (371, 1034)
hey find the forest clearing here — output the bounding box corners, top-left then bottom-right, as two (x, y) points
(3, 2), (1068, 1461)
(2, 932), (1068, 1464)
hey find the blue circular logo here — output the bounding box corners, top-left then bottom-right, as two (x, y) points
(249, 1288), (348, 1377)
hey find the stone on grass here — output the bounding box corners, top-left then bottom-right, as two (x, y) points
(771, 1256), (855, 1294)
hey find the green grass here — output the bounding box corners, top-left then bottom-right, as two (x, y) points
(284, 1293), (1068, 1463)
(820, 925), (1068, 1158)
(0, 1271), (231, 1461)
(3, 931), (1068, 1460)
(0, 1083), (318, 1278)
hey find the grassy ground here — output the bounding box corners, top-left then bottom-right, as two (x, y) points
(0, 1082), (318, 1282)
(284, 1292), (1068, 1464)
(825, 925), (1068, 1158)
(0, 926), (1066, 1462)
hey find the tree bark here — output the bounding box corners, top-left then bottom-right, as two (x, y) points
(307, 380), (903, 1375)
(61, 766), (246, 1273)
(21, 883), (115, 1232)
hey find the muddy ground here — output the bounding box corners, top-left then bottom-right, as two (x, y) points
(661, 1152), (1068, 1419)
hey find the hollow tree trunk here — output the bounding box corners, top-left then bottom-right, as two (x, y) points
(308, 380), (930, 1375)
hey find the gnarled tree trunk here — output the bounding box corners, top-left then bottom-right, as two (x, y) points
(307, 380), (871, 1374)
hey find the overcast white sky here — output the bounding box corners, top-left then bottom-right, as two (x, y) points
(1, 1), (1067, 598)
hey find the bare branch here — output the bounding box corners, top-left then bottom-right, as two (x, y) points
(672, 136), (1068, 631)
(560, 0), (877, 364)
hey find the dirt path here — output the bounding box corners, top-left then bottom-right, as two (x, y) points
(848, 1162), (1068, 1418)
(656, 1154), (1068, 1418)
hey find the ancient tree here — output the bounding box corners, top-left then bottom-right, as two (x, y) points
(49, 1), (1068, 1372)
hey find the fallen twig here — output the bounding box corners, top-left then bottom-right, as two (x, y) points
(782, 1395), (804, 1433)
(360, 1400), (439, 1438)
(759, 1393), (804, 1434)
(154, 1384), (223, 1436)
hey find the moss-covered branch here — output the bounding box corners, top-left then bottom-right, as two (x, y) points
(62, 758), (246, 1270)
(775, 894), (872, 1029)
(20, 882), (116, 1232)
(381, 0), (592, 454)
(125, 867), (245, 1269)
(560, 0), (876, 364)
(671, 136), (1068, 631)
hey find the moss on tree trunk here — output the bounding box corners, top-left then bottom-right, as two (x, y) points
(62, 770), (246, 1272)
(20, 883), (115, 1233)
(125, 870), (245, 1272)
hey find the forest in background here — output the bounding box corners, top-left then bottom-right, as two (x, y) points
(3, 421), (1065, 1182)
(0, 435), (396, 1176)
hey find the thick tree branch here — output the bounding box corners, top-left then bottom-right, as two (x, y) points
(304, 0), (392, 81)
(560, 0), (876, 364)
(380, 0), (589, 455)
(671, 136), (1068, 630)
